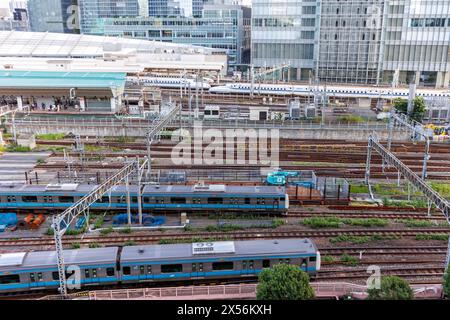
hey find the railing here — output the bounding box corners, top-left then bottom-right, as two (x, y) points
(7, 116), (400, 132)
(39, 282), (443, 300)
(88, 284), (258, 300)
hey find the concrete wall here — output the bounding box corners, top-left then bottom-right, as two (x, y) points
(11, 122), (411, 141)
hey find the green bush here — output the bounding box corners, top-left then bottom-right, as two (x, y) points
(124, 241), (136, 246)
(100, 227), (114, 235)
(302, 217), (343, 229)
(36, 133), (66, 140)
(340, 254), (359, 266)
(119, 227), (132, 234)
(6, 144), (31, 152)
(322, 256), (335, 264)
(399, 219), (434, 228)
(256, 264), (315, 300)
(71, 243), (81, 249)
(342, 218), (388, 227)
(367, 276), (414, 300)
(415, 234), (449, 241)
(88, 242), (101, 248)
(337, 115), (366, 123)
(444, 264), (450, 299)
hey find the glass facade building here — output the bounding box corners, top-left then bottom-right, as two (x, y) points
(28, 0), (79, 33)
(381, 0), (450, 87)
(251, 0), (450, 87)
(79, 0), (140, 34)
(318, 0), (384, 84)
(149, 0), (207, 18)
(102, 4), (249, 70)
(251, 0), (318, 81)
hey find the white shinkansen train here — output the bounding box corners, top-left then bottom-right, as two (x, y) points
(127, 76), (211, 90)
(209, 83), (450, 99)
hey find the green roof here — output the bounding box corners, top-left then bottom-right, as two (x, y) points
(0, 71), (126, 89)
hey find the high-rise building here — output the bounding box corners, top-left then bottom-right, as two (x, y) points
(251, 0), (450, 87)
(317, 0), (384, 84)
(0, 0), (29, 31)
(251, 0), (318, 81)
(103, 3), (250, 70)
(28, 0), (79, 33)
(78, 0), (140, 34)
(381, 0), (450, 87)
(149, 0), (206, 18)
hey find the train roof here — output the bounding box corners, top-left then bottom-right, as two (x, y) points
(0, 247), (118, 272)
(142, 184), (285, 195)
(0, 184), (138, 194)
(120, 239), (316, 264)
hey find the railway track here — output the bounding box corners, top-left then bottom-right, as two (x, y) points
(1, 228), (449, 248)
(288, 211), (447, 220)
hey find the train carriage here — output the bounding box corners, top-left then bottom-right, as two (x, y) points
(0, 247), (119, 293)
(116, 239), (320, 284)
(0, 239), (320, 294)
(141, 184), (289, 213)
(0, 183), (288, 214)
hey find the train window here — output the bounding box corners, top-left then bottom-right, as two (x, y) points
(161, 264), (183, 273)
(212, 262), (234, 271)
(59, 196), (74, 203)
(139, 266), (145, 275)
(22, 196), (38, 202)
(301, 259), (307, 267)
(147, 266), (152, 274)
(207, 198), (223, 204)
(52, 272), (59, 280)
(310, 256), (316, 262)
(244, 198), (251, 205)
(106, 268), (115, 277)
(285, 259), (291, 264)
(85, 269), (90, 278)
(242, 261), (247, 269)
(199, 263), (203, 272)
(43, 196), (53, 203)
(37, 273), (43, 281)
(143, 197), (150, 203)
(262, 260), (271, 268)
(132, 197), (138, 203)
(30, 273), (35, 282)
(171, 197), (186, 204)
(122, 267), (131, 275)
(0, 274), (20, 284)
(249, 261), (254, 269)
(92, 269), (97, 278)
(7, 196), (16, 202)
(192, 263), (197, 272)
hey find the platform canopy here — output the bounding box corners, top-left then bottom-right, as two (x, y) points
(0, 71), (126, 89)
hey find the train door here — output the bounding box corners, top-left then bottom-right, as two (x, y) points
(29, 272), (40, 288)
(138, 265), (147, 281)
(191, 262), (205, 279)
(84, 269), (92, 285)
(241, 260), (256, 276)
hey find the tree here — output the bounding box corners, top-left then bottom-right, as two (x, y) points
(444, 264), (450, 299)
(256, 264), (315, 300)
(393, 96), (426, 122)
(367, 276), (414, 300)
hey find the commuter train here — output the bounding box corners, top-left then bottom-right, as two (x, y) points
(0, 239), (320, 294)
(126, 76), (211, 90)
(0, 183), (289, 214)
(209, 83), (450, 99)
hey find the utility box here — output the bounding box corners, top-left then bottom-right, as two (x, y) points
(181, 212), (188, 224)
(289, 99), (301, 120)
(17, 134), (36, 150)
(250, 106), (270, 121)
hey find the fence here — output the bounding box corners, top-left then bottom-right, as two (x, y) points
(39, 282), (443, 300)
